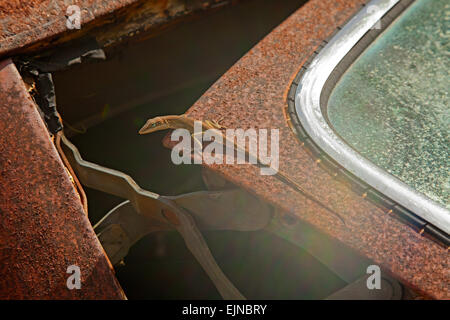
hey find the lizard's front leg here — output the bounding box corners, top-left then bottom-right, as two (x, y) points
(205, 119), (225, 130)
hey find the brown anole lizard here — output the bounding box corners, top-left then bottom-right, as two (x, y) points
(139, 114), (346, 225)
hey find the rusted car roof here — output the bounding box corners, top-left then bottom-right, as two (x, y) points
(0, 0), (240, 59)
(180, 0), (449, 299)
(0, 59), (125, 299)
(1, 0), (447, 300)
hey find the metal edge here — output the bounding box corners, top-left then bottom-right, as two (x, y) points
(294, 0), (450, 235)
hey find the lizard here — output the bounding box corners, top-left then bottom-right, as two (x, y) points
(139, 114), (346, 226)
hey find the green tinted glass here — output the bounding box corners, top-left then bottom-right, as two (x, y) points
(328, 0), (449, 208)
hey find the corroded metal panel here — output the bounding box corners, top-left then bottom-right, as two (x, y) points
(179, 0), (449, 299)
(0, 59), (125, 299)
(0, 0), (241, 58)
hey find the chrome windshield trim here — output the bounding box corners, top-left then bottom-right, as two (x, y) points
(295, 0), (450, 234)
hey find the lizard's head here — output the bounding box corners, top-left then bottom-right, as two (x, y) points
(139, 117), (170, 134)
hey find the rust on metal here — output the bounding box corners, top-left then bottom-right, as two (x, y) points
(0, 0), (243, 59)
(176, 0), (449, 299)
(0, 59), (125, 299)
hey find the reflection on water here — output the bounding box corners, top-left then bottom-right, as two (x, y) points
(328, 0), (449, 208)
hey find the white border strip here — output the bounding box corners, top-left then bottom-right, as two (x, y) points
(295, 0), (450, 234)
